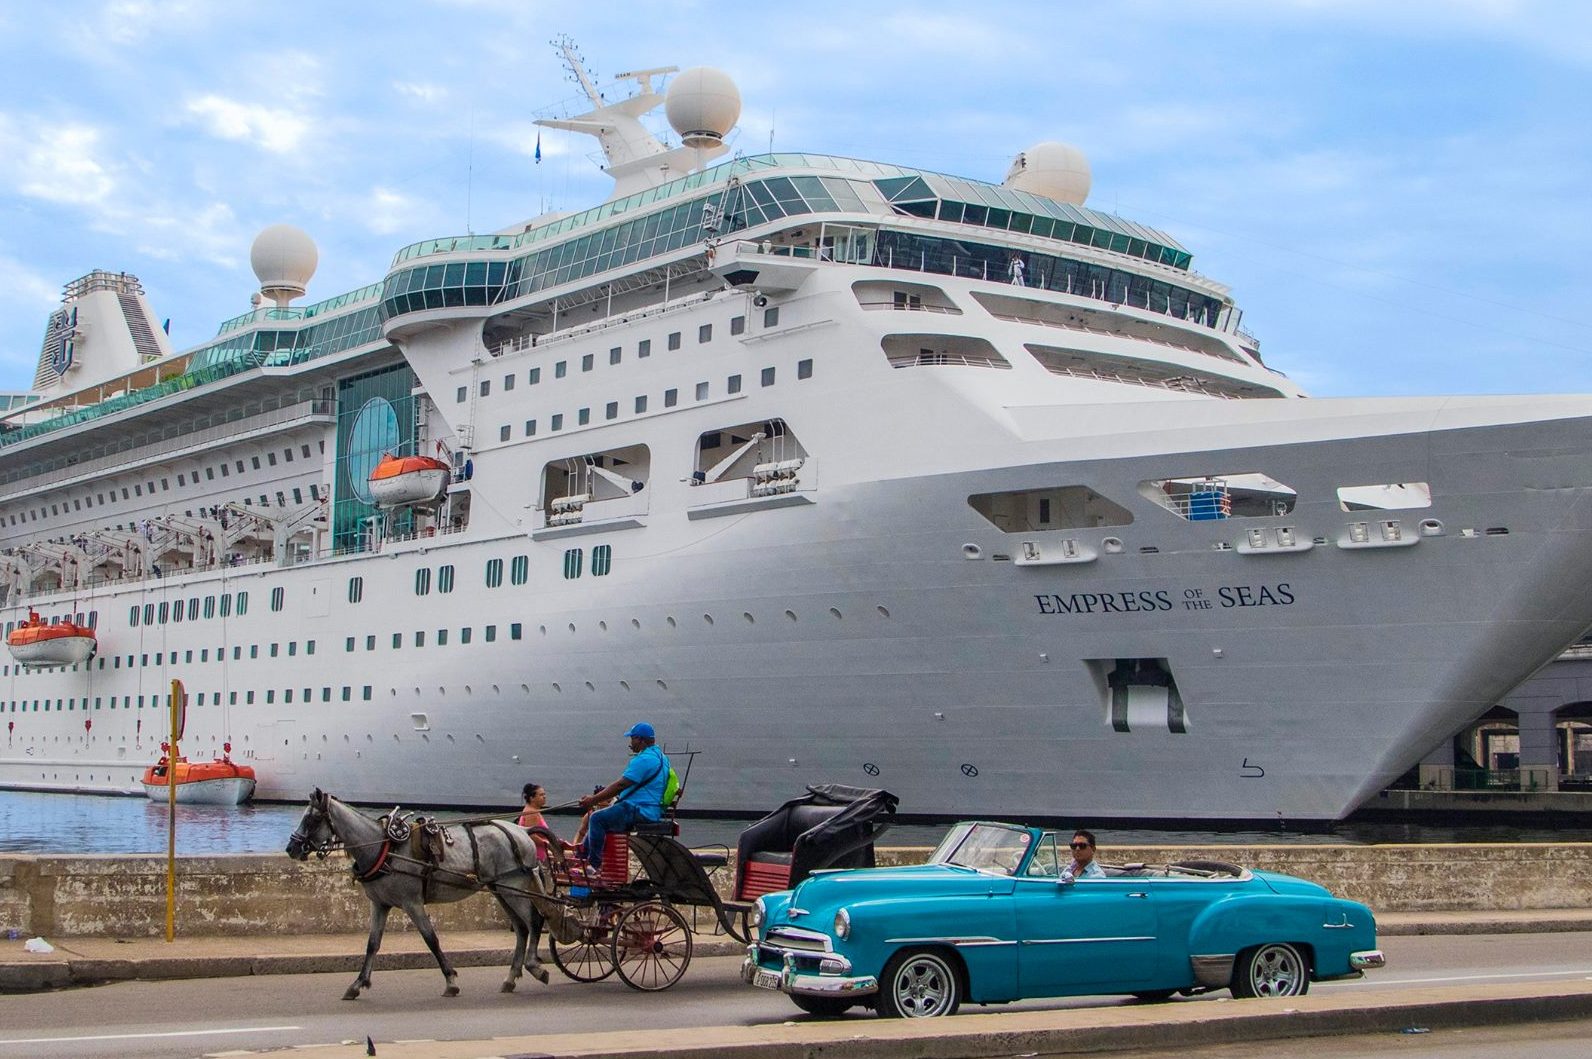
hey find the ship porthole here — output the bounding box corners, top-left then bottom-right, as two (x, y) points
(785, 610), (797, 622)
(829, 607), (842, 620)
(1420, 519), (1444, 536)
(703, 613), (715, 626)
(962, 543), (981, 559)
(742, 612), (754, 624)
(656, 679), (668, 691)
(1103, 537), (1124, 553)
(876, 605), (890, 618)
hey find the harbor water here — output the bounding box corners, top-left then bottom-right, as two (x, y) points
(4, 790), (1591, 855)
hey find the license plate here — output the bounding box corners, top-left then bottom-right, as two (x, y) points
(753, 969), (782, 991)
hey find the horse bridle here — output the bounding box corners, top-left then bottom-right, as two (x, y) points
(289, 802), (339, 859)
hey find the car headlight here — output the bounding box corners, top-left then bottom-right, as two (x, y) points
(833, 907), (851, 940)
(749, 897), (765, 929)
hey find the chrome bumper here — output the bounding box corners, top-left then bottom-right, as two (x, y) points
(742, 946), (879, 998)
(1350, 949), (1386, 970)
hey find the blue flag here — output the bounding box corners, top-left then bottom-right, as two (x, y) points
(534, 129), (542, 164)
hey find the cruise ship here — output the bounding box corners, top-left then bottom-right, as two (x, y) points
(4, 47), (1592, 823)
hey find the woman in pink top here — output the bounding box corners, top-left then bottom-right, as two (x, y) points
(518, 782), (563, 865)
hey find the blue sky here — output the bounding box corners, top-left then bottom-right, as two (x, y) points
(0, 0), (1588, 397)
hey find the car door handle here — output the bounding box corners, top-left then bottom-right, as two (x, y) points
(1125, 892), (1149, 899)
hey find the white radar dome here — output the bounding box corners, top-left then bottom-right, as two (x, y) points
(1003, 141), (1091, 205)
(250, 223), (319, 307)
(664, 66), (741, 148)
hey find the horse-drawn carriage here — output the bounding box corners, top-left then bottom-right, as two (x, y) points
(287, 782), (897, 998)
(546, 784), (899, 991)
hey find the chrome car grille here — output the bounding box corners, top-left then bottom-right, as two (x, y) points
(766, 926), (831, 952)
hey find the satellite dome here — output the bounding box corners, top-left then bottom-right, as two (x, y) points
(664, 66), (741, 148)
(250, 223), (318, 307)
(1003, 141), (1091, 205)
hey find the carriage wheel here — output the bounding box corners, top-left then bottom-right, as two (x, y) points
(549, 905), (618, 982)
(611, 901), (693, 991)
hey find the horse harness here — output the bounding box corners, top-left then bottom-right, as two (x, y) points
(359, 808), (536, 901)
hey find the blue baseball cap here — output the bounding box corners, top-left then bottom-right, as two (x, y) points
(624, 722), (655, 740)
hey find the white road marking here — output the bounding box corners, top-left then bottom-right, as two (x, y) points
(1320, 969), (1592, 987)
(0, 1025), (299, 1046)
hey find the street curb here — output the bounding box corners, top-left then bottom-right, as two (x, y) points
(3, 937), (749, 991)
(1379, 917), (1592, 936)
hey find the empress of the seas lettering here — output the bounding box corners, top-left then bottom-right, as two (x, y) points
(1035, 583), (1294, 615)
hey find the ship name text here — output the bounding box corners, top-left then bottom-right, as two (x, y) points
(1034, 583), (1295, 616)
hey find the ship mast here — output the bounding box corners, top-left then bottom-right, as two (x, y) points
(534, 35), (730, 202)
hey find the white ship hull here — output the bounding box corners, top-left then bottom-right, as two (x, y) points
(6, 401), (1592, 823)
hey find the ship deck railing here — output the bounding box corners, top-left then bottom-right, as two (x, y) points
(0, 399), (335, 501)
(857, 300), (960, 315)
(982, 308), (1234, 362)
(486, 285), (721, 359)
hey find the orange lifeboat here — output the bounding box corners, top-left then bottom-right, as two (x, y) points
(7, 609), (96, 667)
(141, 747), (256, 805)
(367, 453), (450, 508)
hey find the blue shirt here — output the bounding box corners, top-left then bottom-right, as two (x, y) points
(1063, 860), (1106, 881)
(619, 745), (670, 821)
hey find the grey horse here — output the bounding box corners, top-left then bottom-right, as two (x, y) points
(286, 789), (577, 1000)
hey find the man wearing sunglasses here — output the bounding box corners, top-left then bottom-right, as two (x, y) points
(1062, 829), (1105, 881)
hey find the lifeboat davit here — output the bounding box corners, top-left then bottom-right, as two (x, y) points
(367, 453), (450, 507)
(7, 610), (96, 667)
(141, 752), (257, 805)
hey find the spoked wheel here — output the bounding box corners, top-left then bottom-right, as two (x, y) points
(611, 901), (693, 991)
(549, 904), (618, 982)
(1231, 942), (1310, 998)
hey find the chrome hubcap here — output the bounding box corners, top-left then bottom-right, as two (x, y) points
(1250, 944), (1304, 997)
(894, 957), (952, 1016)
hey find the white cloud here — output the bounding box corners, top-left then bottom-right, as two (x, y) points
(394, 81), (447, 104)
(365, 187), (422, 236)
(0, 254), (62, 310)
(133, 201), (242, 268)
(0, 117), (119, 207)
(184, 95), (312, 154)
(98, 1), (206, 44)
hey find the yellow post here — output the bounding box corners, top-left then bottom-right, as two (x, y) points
(165, 678), (185, 943)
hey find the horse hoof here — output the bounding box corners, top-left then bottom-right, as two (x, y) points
(444, 985), (460, 998)
(531, 966), (550, 985)
(341, 989), (361, 1001)
(500, 981), (516, 993)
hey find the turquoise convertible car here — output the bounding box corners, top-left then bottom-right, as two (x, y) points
(743, 821), (1384, 1018)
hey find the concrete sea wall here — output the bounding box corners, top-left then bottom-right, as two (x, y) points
(2, 844), (1589, 938)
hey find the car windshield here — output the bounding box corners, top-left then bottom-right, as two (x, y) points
(928, 822), (1033, 876)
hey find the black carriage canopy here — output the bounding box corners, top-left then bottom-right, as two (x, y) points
(736, 784), (899, 892)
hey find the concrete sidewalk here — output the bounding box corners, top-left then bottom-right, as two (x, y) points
(3, 907), (1592, 993)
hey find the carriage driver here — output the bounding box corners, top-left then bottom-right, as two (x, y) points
(577, 722), (672, 873)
